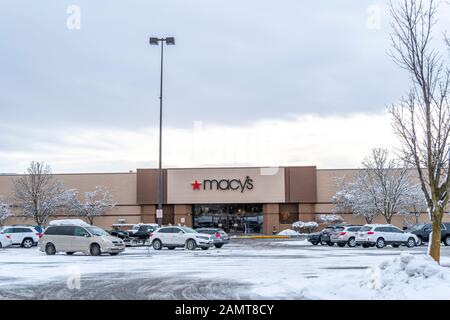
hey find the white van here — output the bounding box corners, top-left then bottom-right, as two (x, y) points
(39, 220), (125, 256)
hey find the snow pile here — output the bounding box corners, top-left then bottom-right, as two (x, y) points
(49, 219), (91, 227)
(363, 253), (450, 299)
(278, 229), (300, 236)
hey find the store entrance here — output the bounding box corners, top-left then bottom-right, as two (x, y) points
(192, 204), (263, 234)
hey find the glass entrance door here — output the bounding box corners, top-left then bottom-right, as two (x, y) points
(193, 204), (263, 234)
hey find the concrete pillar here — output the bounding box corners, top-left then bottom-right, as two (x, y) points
(298, 203), (315, 222)
(263, 203), (280, 235)
(174, 204), (193, 227)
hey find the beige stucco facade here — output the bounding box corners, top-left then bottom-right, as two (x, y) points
(0, 166), (445, 234)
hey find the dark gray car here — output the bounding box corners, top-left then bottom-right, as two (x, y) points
(195, 228), (230, 248)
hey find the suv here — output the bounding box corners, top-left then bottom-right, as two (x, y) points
(330, 225), (362, 247)
(0, 226), (40, 248)
(39, 224), (125, 256)
(356, 224), (418, 248)
(408, 223), (450, 246)
(150, 226), (213, 250)
(195, 228), (230, 248)
(307, 225), (342, 246)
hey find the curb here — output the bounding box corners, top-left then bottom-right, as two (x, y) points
(232, 235), (291, 239)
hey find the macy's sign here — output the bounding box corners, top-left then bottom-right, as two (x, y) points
(191, 176), (254, 193)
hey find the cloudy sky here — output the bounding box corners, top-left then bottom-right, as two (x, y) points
(0, 1), (449, 173)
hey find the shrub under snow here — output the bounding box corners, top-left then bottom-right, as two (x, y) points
(292, 221), (318, 233)
(363, 253), (450, 299)
(317, 214), (344, 225)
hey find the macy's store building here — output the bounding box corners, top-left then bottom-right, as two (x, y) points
(0, 166), (428, 234)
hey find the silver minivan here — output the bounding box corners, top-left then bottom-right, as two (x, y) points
(39, 224), (125, 256)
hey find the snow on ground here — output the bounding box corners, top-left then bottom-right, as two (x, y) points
(0, 240), (450, 299)
(277, 229), (300, 236)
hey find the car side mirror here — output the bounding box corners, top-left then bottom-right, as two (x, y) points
(84, 234), (90, 238)
(178, 231), (183, 234)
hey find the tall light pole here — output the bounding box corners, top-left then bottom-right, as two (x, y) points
(149, 36), (175, 227)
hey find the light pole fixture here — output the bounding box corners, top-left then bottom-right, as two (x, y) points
(149, 36), (175, 227)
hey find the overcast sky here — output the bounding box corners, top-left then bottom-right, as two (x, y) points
(0, 1), (449, 173)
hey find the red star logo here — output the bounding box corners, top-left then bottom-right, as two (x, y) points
(192, 179), (202, 190)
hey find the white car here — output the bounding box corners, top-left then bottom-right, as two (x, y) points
(40, 219), (125, 256)
(150, 226), (213, 250)
(0, 225), (40, 248)
(356, 224), (418, 248)
(0, 228), (13, 248)
(330, 225), (362, 247)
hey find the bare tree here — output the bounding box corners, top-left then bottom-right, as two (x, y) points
(67, 186), (116, 225)
(388, 0), (450, 262)
(14, 161), (70, 227)
(333, 148), (424, 224)
(0, 197), (12, 226)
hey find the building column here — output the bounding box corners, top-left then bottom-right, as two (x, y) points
(174, 204), (193, 227)
(298, 203), (315, 222)
(263, 203), (280, 235)
(141, 205), (156, 223)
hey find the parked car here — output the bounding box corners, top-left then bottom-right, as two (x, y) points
(39, 221), (125, 256)
(0, 225), (40, 248)
(195, 228), (230, 248)
(150, 226), (213, 250)
(356, 224), (417, 249)
(127, 223), (159, 236)
(407, 223), (450, 246)
(307, 225), (342, 246)
(330, 225), (362, 247)
(129, 224), (156, 244)
(0, 231), (13, 248)
(108, 229), (130, 240)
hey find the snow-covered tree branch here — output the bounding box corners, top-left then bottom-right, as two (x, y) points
(67, 186), (116, 225)
(14, 161), (71, 227)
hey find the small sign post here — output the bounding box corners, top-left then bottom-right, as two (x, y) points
(156, 209), (163, 221)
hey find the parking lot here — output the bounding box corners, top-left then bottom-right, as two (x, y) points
(1, 238), (450, 299)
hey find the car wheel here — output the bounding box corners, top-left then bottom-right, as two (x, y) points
(152, 239), (162, 250)
(110, 252), (119, 256)
(416, 237), (423, 246)
(0, 242), (2, 249)
(201, 247), (209, 250)
(311, 241), (319, 245)
(407, 237), (416, 248)
(337, 243), (346, 247)
(21, 238), (33, 249)
(445, 236), (450, 246)
(66, 252), (75, 255)
(347, 237), (356, 247)
(167, 246), (175, 250)
(376, 238), (385, 249)
(186, 239), (197, 250)
(45, 243), (56, 255)
(214, 244), (223, 248)
(89, 244), (101, 256)
(327, 242), (334, 246)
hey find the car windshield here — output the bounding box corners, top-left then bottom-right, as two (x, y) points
(180, 227), (197, 233)
(359, 226), (372, 232)
(86, 227), (109, 236)
(410, 224), (425, 231)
